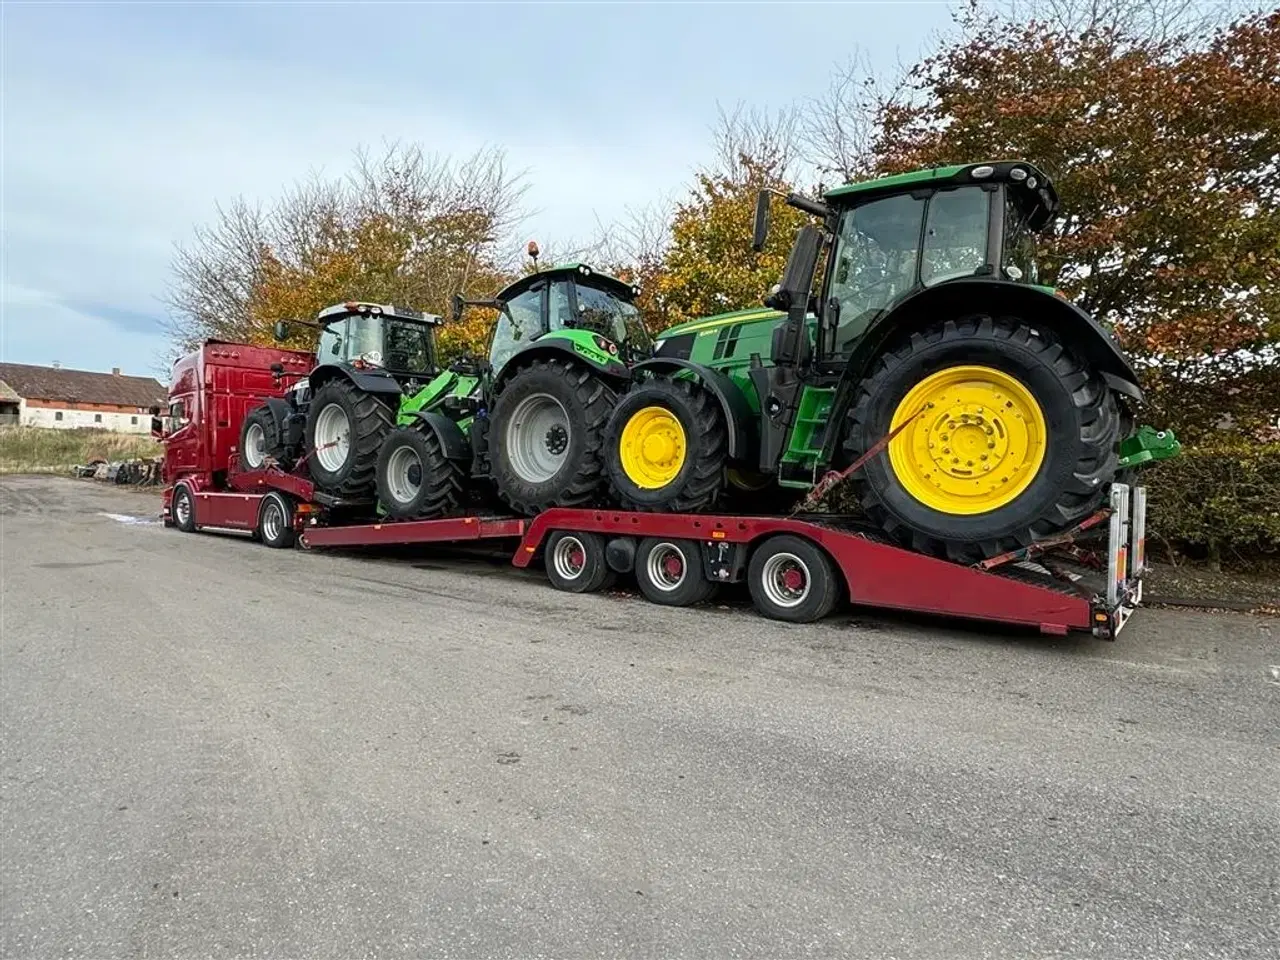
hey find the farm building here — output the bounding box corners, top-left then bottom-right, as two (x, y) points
(0, 362), (167, 434)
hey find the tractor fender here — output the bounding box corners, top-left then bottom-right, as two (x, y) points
(631, 358), (756, 461)
(493, 340), (631, 393)
(260, 396), (294, 432)
(820, 278), (1143, 466)
(408, 410), (472, 462)
(843, 279), (1143, 401)
(307, 362), (404, 399)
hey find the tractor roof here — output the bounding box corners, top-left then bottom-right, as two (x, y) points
(315, 301), (441, 326)
(824, 160), (1060, 228)
(496, 263), (639, 303)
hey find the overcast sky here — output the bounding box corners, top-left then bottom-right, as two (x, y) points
(2, 1), (953, 380)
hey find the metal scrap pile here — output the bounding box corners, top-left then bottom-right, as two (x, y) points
(73, 457), (163, 486)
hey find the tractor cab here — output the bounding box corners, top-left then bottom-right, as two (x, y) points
(794, 161), (1060, 363)
(463, 262), (651, 376)
(297, 301), (441, 387)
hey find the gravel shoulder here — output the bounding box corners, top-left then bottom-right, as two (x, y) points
(2, 476), (1277, 959)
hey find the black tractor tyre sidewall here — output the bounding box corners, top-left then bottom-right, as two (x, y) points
(239, 406), (278, 472)
(846, 317), (1118, 557)
(747, 534), (840, 624)
(604, 378), (728, 512)
(374, 424), (464, 520)
(488, 359), (615, 515)
(304, 378), (394, 496)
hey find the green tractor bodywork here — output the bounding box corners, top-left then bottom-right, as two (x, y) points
(624, 160), (1179, 560)
(372, 261), (649, 518)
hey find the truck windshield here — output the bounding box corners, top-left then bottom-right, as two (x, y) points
(575, 283), (651, 357)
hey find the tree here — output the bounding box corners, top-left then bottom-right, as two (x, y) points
(166, 142), (529, 362)
(874, 7), (1280, 442)
(648, 105), (811, 327)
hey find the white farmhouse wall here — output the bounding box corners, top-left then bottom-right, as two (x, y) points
(19, 399), (152, 434)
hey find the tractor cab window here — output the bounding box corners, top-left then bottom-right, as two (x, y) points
(381, 319), (435, 374)
(921, 187), (991, 285)
(318, 321), (345, 359)
(574, 283), (652, 355)
(1003, 190), (1040, 284)
(547, 281), (574, 332)
(489, 286), (545, 371)
(346, 315), (385, 363)
(828, 193), (926, 354)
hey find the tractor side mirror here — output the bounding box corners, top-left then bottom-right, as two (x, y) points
(272, 320), (290, 342)
(752, 190), (771, 253)
(451, 294), (465, 323)
(779, 225), (822, 309)
(270, 362), (285, 382)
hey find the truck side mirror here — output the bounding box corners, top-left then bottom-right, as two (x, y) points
(272, 320), (290, 342)
(752, 190), (771, 253)
(451, 294), (465, 323)
(150, 416), (165, 439)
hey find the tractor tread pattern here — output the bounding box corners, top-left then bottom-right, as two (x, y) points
(495, 358), (616, 516)
(609, 377), (729, 514)
(379, 423), (466, 520)
(307, 379), (394, 498)
(843, 314), (1121, 563)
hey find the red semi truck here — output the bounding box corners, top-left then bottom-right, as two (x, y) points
(153, 339), (1148, 637)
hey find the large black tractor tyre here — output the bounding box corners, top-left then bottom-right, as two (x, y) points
(603, 377), (728, 514)
(375, 423), (465, 520)
(303, 378), (394, 498)
(488, 358), (616, 515)
(842, 315), (1121, 562)
(239, 405), (287, 472)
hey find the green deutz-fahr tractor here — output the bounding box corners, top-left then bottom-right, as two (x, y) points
(244, 257), (650, 519)
(600, 160), (1179, 561)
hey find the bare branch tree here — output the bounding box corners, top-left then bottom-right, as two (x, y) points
(981, 0), (1255, 42)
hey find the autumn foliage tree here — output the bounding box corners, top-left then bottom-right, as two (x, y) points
(167, 142), (528, 362)
(873, 6), (1280, 442)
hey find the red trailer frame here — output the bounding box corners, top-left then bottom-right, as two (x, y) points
(162, 463), (1145, 639)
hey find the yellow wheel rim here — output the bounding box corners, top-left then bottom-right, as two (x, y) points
(888, 365), (1046, 515)
(619, 405), (687, 489)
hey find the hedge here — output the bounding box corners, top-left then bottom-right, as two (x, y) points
(1143, 443), (1280, 571)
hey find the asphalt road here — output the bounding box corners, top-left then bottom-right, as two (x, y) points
(2, 475), (1277, 959)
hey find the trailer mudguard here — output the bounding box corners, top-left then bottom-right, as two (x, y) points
(631, 358), (757, 461)
(308, 362), (404, 398)
(493, 333), (631, 392)
(409, 410), (471, 461)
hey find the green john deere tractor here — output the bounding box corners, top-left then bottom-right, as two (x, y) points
(364, 258), (650, 519)
(602, 160), (1180, 561)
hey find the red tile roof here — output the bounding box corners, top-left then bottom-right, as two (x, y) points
(0, 363), (167, 408)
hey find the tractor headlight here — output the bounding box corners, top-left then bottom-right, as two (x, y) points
(1010, 167), (1027, 181)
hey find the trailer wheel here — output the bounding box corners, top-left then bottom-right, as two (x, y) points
(171, 485), (197, 533)
(747, 535), (840, 623)
(256, 493), (296, 549)
(544, 531), (614, 593)
(634, 537), (715, 607)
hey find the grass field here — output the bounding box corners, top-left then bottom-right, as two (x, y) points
(0, 426), (162, 475)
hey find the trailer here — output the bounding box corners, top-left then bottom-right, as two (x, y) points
(161, 459), (1146, 638)
(154, 338), (1148, 639)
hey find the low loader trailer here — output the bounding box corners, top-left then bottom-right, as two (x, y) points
(155, 339), (1148, 638)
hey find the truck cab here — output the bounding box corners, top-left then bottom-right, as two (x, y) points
(157, 340), (314, 490)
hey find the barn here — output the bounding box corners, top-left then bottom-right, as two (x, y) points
(0, 362), (167, 434)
